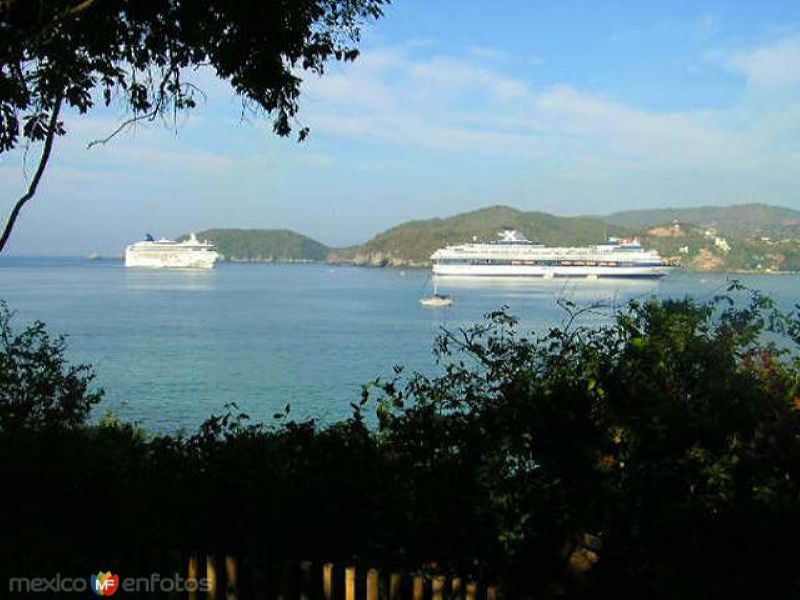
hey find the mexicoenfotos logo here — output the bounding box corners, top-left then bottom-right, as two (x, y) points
(9, 571), (208, 594)
(90, 572), (119, 596)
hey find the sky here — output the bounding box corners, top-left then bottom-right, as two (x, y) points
(2, 0), (800, 255)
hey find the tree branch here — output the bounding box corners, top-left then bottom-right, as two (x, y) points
(86, 107), (159, 149)
(67, 0), (99, 15)
(0, 94), (63, 253)
(86, 68), (186, 149)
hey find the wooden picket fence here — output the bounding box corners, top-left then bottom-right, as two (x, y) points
(187, 554), (500, 600)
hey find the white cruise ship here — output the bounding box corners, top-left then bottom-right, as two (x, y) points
(125, 233), (219, 269)
(431, 230), (672, 279)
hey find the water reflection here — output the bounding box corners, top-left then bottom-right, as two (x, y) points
(437, 275), (662, 304)
(123, 268), (217, 292)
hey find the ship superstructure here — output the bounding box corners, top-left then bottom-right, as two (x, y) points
(124, 233), (219, 269)
(430, 230), (671, 278)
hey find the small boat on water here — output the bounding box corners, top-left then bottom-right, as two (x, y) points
(420, 278), (453, 308)
(420, 294), (453, 308)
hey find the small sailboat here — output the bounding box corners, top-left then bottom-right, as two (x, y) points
(420, 277), (453, 308)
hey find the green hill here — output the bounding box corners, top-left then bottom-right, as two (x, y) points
(605, 203), (800, 238)
(601, 204), (800, 272)
(340, 203), (800, 272)
(337, 205), (630, 266)
(181, 203), (800, 272)
(182, 229), (329, 262)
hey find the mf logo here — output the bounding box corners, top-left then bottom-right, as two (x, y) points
(90, 572), (119, 596)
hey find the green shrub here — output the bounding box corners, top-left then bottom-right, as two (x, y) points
(0, 288), (798, 598)
(0, 301), (102, 432)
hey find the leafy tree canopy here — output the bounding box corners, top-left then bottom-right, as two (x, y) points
(0, 0), (387, 250)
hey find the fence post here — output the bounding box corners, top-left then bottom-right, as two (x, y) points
(224, 556), (238, 600)
(206, 555), (218, 600)
(345, 566), (356, 600)
(412, 575), (425, 600)
(278, 563), (294, 600)
(432, 575), (445, 600)
(248, 560), (264, 600)
(188, 553), (199, 600)
(451, 576), (463, 599)
(299, 561), (313, 600)
(389, 572), (402, 600)
(466, 582), (477, 600)
(366, 568), (379, 600)
(322, 563), (334, 600)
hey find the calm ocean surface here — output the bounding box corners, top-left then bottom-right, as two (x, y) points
(1, 257), (798, 431)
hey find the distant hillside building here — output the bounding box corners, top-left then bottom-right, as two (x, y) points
(648, 220), (684, 238)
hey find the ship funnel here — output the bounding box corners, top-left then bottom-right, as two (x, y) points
(499, 229), (527, 242)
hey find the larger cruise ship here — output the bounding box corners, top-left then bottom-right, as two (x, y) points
(431, 230), (672, 279)
(125, 233), (219, 269)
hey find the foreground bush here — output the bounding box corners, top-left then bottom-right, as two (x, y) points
(0, 287), (798, 598)
(373, 289), (800, 597)
(0, 301), (101, 432)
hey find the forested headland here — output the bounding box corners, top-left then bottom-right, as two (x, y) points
(188, 203), (800, 272)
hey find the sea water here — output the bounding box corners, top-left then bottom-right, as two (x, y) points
(1, 257), (798, 431)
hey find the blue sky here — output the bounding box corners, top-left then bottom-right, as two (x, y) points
(2, 0), (800, 254)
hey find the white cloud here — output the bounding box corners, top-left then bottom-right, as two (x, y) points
(300, 44), (786, 175)
(469, 46), (544, 66)
(469, 46), (512, 62)
(727, 36), (800, 88)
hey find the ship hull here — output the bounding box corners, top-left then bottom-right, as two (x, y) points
(124, 248), (218, 269)
(432, 263), (671, 278)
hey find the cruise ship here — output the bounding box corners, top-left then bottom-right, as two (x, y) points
(431, 230), (672, 279)
(125, 233), (219, 269)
